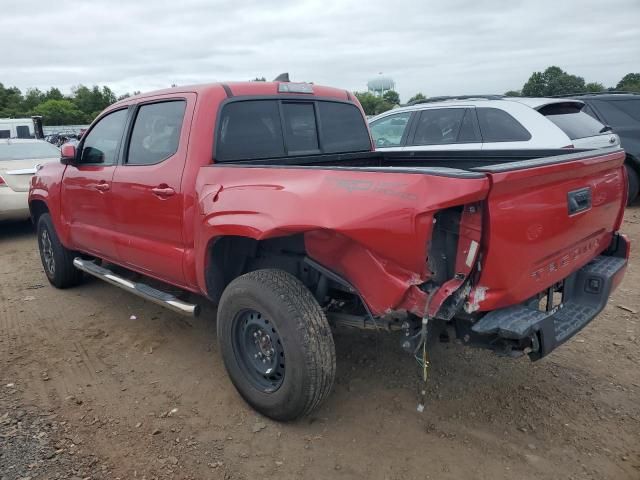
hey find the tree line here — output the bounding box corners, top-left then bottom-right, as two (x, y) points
(2, 68), (638, 124)
(0, 84), (139, 126)
(355, 68), (640, 116)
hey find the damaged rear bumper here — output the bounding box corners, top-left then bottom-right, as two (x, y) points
(470, 233), (629, 360)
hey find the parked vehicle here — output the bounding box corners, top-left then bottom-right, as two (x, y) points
(29, 81), (629, 421)
(562, 92), (640, 204)
(0, 118), (36, 139)
(0, 139), (60, 221)
(369, 96), (619, 152)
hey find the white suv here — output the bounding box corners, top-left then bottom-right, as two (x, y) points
(368, 96), (620, 152)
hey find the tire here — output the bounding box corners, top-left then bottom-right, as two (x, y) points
(217, 269), (336, 421)
(36, 213), (83, 289)
(626, 164), (639, 205)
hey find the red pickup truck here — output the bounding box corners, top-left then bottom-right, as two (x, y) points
(29, 81), (629, 421)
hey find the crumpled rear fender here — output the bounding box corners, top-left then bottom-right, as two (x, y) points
(194, 166), (489, 315)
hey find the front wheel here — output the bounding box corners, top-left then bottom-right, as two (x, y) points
(217, 269), (336, 421)
(36, 213), (83, 289)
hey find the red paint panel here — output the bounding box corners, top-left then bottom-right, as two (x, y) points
(475, 151), (626, 311)
(195, 166), (489, 315)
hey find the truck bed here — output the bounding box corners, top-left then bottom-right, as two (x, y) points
(217, 147), (596, 172)
(201, 146), (626, 319)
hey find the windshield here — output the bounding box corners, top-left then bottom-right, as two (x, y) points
(0, 141), (60, 160)
(538, 103), (606, 140)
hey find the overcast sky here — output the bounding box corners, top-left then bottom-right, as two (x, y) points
(2, 0), (639, 101)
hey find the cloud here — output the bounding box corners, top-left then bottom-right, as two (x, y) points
(2, 0), (639, 100)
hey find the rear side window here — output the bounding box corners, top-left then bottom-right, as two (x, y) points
(316, 102), (371, 153)
(477, 108), (531, 142)
(411, 108), (479, 145)
(217, 100), (370, 161)
(127, 101), (186, 165)
(538, 103), (605, 140)
(217, 101), (285, 161)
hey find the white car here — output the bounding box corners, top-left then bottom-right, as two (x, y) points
(368, 96), (620, 152)
(0, 139), (60, 221)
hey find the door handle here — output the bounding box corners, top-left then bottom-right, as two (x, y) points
(151, 186), (176, 198)
(95, 182), (110, 192)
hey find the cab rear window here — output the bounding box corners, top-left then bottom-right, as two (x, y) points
(216, 99), (370, 162)
(538, 103), (605, 140)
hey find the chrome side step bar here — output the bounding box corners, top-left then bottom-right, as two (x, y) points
(73, 258), (200, 317)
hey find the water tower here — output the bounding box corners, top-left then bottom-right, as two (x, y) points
(367, 75), (395, 96)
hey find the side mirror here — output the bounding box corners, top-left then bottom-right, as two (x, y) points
(60, 144), (77, 165)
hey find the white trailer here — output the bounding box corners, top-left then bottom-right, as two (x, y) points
(0, 118), (36, 139)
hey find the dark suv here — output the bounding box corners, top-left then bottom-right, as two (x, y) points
(566, 92), (640, 204)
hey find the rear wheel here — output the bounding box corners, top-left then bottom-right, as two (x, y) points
(217, 269), (336, 421)
(37, 213), (83, 288)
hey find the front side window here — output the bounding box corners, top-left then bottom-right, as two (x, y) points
(127, 101), (186, 165)
(370, 112), (411, 147)
(80, 109), (128, 165)
(477, 107), (531, 142)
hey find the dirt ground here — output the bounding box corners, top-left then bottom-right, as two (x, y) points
(1, 208), (639, 480)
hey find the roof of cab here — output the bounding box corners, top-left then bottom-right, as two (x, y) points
(112, 81), (352, 107)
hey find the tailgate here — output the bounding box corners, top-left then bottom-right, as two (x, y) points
(473, 147), (626, 311)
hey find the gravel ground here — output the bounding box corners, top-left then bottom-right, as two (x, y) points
(1, 206), (639, 480)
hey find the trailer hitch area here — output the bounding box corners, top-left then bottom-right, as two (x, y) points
(400, 318), (423, 353)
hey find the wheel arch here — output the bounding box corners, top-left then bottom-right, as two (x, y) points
(625, 152), (640, 172)
(29, 198), (50, 225)
(203, 233), (318, 304)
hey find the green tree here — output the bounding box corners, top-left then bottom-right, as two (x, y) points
(72, 85), (116, 119)
(0, 84), (25, 117)
(522, 66), (586, 96)
(252, 76), (266, 82)
(408, 93), (427, 103)
(33, 99), (85, 125)
(353, 92), (394, 116)
(504, 90), (521, 97)
(585, 82), (606, 92)
(354, 92), (379, 115)
(44, 87), (64, 101)
(616, 73), (640, 90)
(616, 73), (640, 92)
(382, 90), (400, 105)
(23, 88), (45, 111)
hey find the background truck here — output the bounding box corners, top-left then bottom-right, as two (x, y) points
(29, 80), (629, 421)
